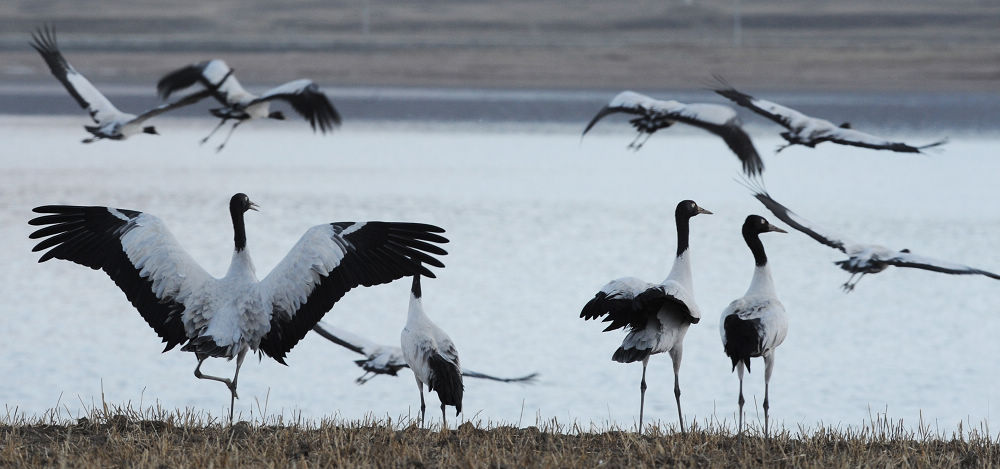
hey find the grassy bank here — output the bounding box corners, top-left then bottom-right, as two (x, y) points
(0, 405), (996, 468)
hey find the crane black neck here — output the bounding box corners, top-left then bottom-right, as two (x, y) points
(743, 226), (768, 267)
(675, 211), (692, 257)
(411, 275), (422, 299)
(231, 207), (247, 252)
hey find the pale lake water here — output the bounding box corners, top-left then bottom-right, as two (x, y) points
(0, 115), (996, 435)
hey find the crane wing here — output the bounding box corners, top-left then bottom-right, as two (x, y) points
(584, 91), (763, 176)
(713, 81), (806, 130)
(749, 190), (851, 253)
(580, 276), (698, 332)
(259, 222), (448, 364)
(31, 25), (123, 124)
(130, 89), (216, 125)
(885, 252), (1000, 279)
(821, 127), (947, 153)
(29, 205), (215, 351)
(255, 79), (342, 133)
(157, 59), (243, 105)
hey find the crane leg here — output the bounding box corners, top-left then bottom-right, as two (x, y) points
(763, 353), (775, 439)
(227, 348), (248, 423)
(638, 358), (648, 433)
(669, 348), (685, 434)
(440, 403), (447, 430)
(737, 365), (745, 438)
(415, 379), (426, 427)
(193, 354), (241, 422)
(843, 273), (866, 292)
(201, 118), (229, 144)
(634, 132), (653, 150)
(215, 120), (243, 152)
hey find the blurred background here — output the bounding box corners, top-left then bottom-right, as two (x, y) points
(1, 0), (998, 90)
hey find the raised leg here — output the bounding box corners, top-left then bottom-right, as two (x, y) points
(194, 354), (242, 422)
(669, 348), (685, 434)
(737, 364), (745, 437)
(638, 357), (649, 433)
(763, 353), (775, 439)
(201, 118), (229, 144)
(194, 356), (233, 388)
(215, 120), (243, 152)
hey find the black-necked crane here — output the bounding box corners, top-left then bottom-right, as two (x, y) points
(745, 184), (1000, 291)
(720, 215), (787, 438)
(580, 200), (711, 433)
(312, 321), (538, 385)
(30, 25), (211, 143)
(400, 276), (463, 427)
(156, 59), (341, 151)
(28, 193), (448, 422)
(583, 91), (765, 177)
(714, 79), (947, 154)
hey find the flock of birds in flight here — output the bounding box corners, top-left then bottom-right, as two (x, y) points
(25, 25), (999, 434)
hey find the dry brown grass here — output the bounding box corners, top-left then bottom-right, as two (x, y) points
(0, 403), (996, 468)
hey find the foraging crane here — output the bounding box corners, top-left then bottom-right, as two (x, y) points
(583, 91), (764, 176)
(745, 185), (1000, 291)
(714, 79), (947, 154)
(30, 25), (212, 143)
(29, 193), (448, 422)
(720, 215), (787, 438)
(580, 200), (711, 433)
(400, 276), (463, 427)
(312, 322), (538, 384)
(156, 59), (341, 151)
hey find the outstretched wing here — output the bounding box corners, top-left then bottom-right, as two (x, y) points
(259, 222), (448, 364)
(314, 322), (537, 384)
(820, 127), (947, 153)
(749, 189), (850, 253)
(130, 89), (216, 125)
(255, 79), (342, 133)
(713, 80), (805, 130)
(29, 205), (214, 351)
(580, 277), (698, 332)
(461, 369), (539, 383)
(886, 252), (1000, 280)
(157, 59), (241, 105)
(311, 321), (375, 356)
(583, 91), (763, 176)
(30, 25), (123, 124)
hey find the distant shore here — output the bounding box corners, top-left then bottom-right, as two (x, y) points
(2, 0), (999, 94)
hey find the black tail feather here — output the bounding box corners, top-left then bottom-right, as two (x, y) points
(723, 315), (759, 373)
(427, 353), (463, 414)
(612, 346), (650, 364)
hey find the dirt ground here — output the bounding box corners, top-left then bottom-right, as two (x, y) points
(0, 0), (998, 91)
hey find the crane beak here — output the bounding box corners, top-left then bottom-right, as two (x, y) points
(696, 206), (713, 215)
(768, 224), (787, 233)
(249, 201), (260, 212)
